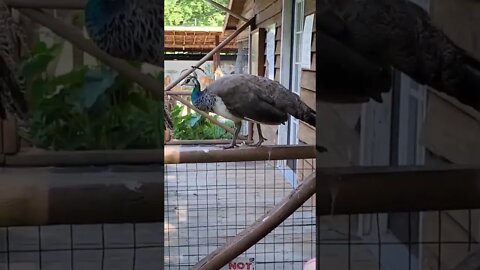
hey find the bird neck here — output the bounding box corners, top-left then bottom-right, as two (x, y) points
(85, 0), (124, 28)
(191, 81), (203, 102)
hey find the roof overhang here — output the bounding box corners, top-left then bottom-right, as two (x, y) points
(165, 26), (237, 53)
(222, 0), (247, 31)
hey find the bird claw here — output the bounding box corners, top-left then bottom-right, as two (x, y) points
(222, 144), (238, 149)
(246, 138), (267, 147)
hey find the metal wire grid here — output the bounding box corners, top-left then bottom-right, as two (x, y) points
(164, 159), (316, 269)
(0, 223), (163, 270)
(317, 210), (480, 270)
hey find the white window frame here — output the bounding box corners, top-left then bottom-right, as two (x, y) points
(358, 2), (429, 268)
(288, 0), (304, 147)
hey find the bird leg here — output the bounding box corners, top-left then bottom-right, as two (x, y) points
(223, 121), (242, 149)
(247, 123), (267, 147)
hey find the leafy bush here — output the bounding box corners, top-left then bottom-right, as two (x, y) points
(170, 104), (234, 140)
(21, 42), (164, 150)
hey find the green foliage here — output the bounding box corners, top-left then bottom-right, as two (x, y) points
(21, 41), (164, 150)
(170, 104), (234, 140)
(164, 0), (229, 26)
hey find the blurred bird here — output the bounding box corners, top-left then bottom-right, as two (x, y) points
(0, 1), (29, 125)
(317, 0), (480, 110)
(84, 0), (173, 129)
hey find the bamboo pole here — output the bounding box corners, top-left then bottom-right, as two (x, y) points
(18, 9), (237, 135)
(193, 172), (316, 270)
(203, 0), (248, 22)
(165, 17), (254, 92)
(4, 0), (85, 9)
(164, 144), (316, 164)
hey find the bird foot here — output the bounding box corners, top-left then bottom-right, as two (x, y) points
(222, 144), (239, 150)
(246, 137), (267, 147)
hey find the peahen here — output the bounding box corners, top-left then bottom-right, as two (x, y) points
(84, 0), (173, 130)
(317, 0), (480, 110)
(181, 74), (316, 149)
(0, 1), (29, 125)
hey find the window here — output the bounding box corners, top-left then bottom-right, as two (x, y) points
(292, 0), (304, 96)
(289, 0), (304, 146)
(234, 38), (250, 75)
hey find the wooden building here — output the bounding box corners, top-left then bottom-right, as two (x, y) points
(224, 0), (316, 188)
(315, 0), (480, 269)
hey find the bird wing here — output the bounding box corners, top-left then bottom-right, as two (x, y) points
(318, 0), (480, 110)
(207, 75), (289, 125)
(0, 2), (28, 122)
(316, 30), (392, 103)
(0, 51), (28, 122)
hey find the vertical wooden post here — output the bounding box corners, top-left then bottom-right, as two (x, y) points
(213, 35), (220, 72)
(0, 121), (4, 154)
(248, 28), (266, 141)
(1, 6), (22, 154)
(2, 117), (19, 154)
(71, 11), (84, 68)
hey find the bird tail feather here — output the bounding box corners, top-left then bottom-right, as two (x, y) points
(284, 92), (316, 128)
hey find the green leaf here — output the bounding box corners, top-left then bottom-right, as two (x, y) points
(20, 42), (62, 78)
(65, 68), (117, 110)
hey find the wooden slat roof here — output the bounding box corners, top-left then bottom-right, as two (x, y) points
(223, 0), (247, 31)
(164, 26), (238, 53)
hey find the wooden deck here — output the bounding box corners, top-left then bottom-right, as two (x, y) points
(164, 161), (316, 270)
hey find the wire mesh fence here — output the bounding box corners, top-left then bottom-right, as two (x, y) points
(0, 165), (163, 270)
(317, 209), (480, 270)
(164, 158), (316, 269)
(0, 223), (163, 270)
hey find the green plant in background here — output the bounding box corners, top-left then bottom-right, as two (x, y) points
(165, 0), (229, 26)
(170, 104), (234, 140)
(20, 41), (164, 150)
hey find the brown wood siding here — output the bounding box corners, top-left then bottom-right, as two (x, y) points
(298, 1), (316, 145)
(421, 1), (480, 269)
(245, 0), (284, 145)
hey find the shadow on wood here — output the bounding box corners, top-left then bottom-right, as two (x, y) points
(0, 166), (163, 226)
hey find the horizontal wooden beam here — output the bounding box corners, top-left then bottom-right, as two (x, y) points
(165, 139), (252, 145)
(165, 145), (316, 164)
(317, 165), (480, 215)
(194, 171), (316, 269)
(4, 0), (85, 9)
(3, 145), (316, 166)
(4, 148), (163, 167)
(0, 167), (162, 226)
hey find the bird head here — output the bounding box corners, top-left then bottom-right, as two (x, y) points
(181, 75), (200, 88)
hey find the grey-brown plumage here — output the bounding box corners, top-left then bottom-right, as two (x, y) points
(317, 0), (480, 109)
(85, 0), (163, 66)
(85, 0), (172, 130)
(182, 74), (316, 149)
(0, 1), (28, 124)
